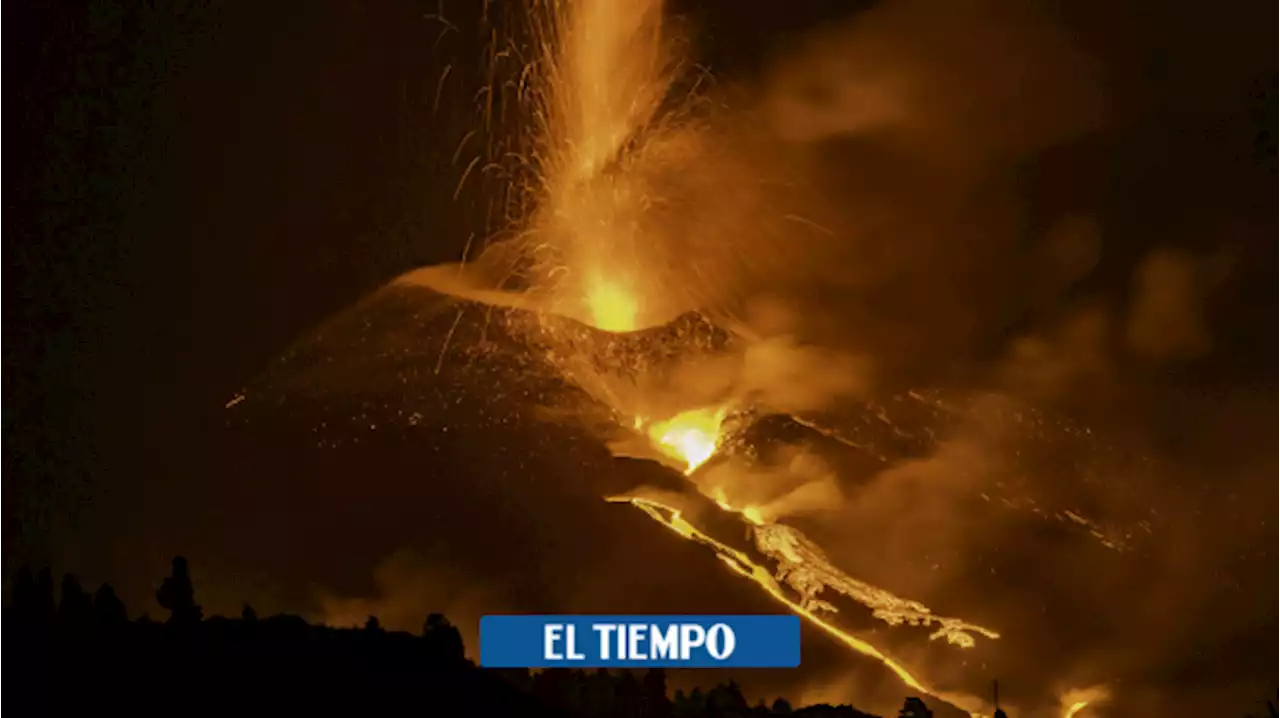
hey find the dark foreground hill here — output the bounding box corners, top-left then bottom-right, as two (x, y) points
(7, 560), (887, 718)
(9, 560), (1276, 718)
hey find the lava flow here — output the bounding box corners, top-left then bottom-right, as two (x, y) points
(608, 399), (999, 714)
(606, 494), (990, 717)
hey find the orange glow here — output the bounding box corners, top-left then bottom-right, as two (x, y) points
(1059, 686), (1109, 718)
(711, 487), (732, 510)
(642, 406), (728, 473)
(712, 487), (766, 525)
(584, 271), (640, 332)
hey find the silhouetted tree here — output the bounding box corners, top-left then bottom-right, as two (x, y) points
(585, 667), (615, 716)
(772, 697), (794, 714)
(533, 667), (574, 711)
(364, 615), (381, 632)
(642, 668), (673, 718)
(422, 612), (464, 661)
(708, 680), (749, 716)
(493, 667), (533, 693)
(58, 574), (93, 630)
(93, 584), (128, 627)
(675, 687), (707, 718)
(156, 557), (202, 624)
(900, 697), (933, 718)
(616, 671), (644, 718)
(34, 568), (56, 624)
(241, 603), (258, 622)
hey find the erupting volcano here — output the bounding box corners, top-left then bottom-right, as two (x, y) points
(219, 1), (1273, 716)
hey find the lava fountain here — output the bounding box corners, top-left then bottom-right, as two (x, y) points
(518, 0), (690, 332)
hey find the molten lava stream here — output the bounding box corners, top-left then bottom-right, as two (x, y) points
(607, 496), (989, 717)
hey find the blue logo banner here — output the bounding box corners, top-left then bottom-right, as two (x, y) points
(479, 615), (801, 668)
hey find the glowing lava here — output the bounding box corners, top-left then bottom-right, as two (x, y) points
(712, 487), (766, 525)
(607, 495), (989, 717)
(1063, 702), (1089, 718)
(618, 405), (997, 715)
(641, 406), (728, 473)
(584, 272), (640, 332)
(1059, 686), (1109, 718)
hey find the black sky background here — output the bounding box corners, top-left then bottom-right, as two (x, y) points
(5, 0), (1276, 713)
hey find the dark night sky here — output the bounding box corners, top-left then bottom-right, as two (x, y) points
(5, 0), (1276, 714)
